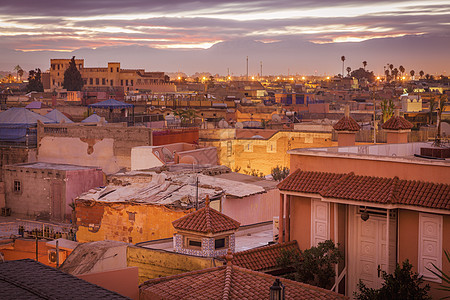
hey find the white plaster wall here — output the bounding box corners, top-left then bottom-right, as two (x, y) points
(38, 136), (120, 174)
(131, 146), (164, 171)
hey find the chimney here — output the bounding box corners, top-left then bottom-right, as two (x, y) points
(333, 105), (360, 147)
(381, 109), (413, 144)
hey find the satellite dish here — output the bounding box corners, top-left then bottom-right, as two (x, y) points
(272, 114), (281, 123)
(235, 122), (244, 129)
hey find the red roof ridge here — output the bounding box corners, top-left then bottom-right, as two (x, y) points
(234, 240), (298, 256)
(387, 176), (400, 204)
(223, 264), (233, 300)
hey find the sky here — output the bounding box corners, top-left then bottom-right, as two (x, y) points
(1, 0), (449, 76)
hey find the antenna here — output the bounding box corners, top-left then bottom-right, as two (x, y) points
(246, 56), (249, 81)
(260, 61), (263, 78)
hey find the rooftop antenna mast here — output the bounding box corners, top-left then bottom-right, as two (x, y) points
(246, 56), (249, 81)
(260, 61), (263, 78)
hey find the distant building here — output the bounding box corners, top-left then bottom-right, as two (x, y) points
(3, 162), (103, 221)
(400, 94), (422, 112)
(49, 59), (176, 93)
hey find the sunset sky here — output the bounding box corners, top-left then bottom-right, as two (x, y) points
(1, 0), (449, 75)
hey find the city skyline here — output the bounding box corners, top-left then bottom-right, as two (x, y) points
(1, 0), (449, 75)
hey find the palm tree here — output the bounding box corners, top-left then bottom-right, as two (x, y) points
(381, 99), (395, 123)
(410, 70), (415, 79)
(428, 96), (437, 125)
(341, 56), (345, 78)
(346, 67), (351, 77)
(419, 70), (424, 78)
(14, 65), (22, 82)
(392, 68), (399, 81)
(399, 65), (405, 78)
(385, 69), (390, 82)
(362, 61), (367, 70)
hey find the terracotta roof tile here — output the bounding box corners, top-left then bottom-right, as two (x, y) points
(333, 116), (360, 131)
(278, 170), (450, 211)
(225, 241), (300, 272)
(277, 169), (346, 194)
(381, 116), (413, 130)
(140, 264), (346, 299)
(172, 205), (240, 234)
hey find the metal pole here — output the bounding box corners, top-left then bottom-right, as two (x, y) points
(35, 235), (38, 262)
(195, 176), (199, 210)
(56, 240), (60, 267)
(246, 56), (249, 81)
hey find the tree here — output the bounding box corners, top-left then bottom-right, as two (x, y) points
(26, 68), (44, 92)
(427, 249), (450, 298)
(341, 56), (346, 77)
(363, 61), (367, 70)
(419, 70), (424, 78)
(399, 65), (405, 77)
(392, 68), (399, 81)
(354, 260), (431, 300)
(346, 66), (352, 77)
(14, 65), (23, 81)
(63, 56), (84, 91)
(381, 99), (395, 123)
(351, 68), (376, 82)
(271, 166), (290, 181)
(410, 70), (415, 78)
(278, 240), (343, 289)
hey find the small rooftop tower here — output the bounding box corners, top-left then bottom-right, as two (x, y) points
(172, 195), (240, 257)
(333, 105), (361, 147)
(381, 109), (413, 144)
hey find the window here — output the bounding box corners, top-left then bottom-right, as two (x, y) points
(188, 239), (202, 248)
(102, 78), (105, 85)
(121, 80), (123, 86)
(95, 78), (99, 85)
(89, 78), (93, 85)
(130, 80), (133, 86)
(110, 67), (113, 72)
(227, 141), (232, 157)
(125, 80), (128, 86)
(116, 67), (119, 72)
(13, 180), (21, 192)
(215, 238), (226, 249)
(110, 80), (113, 86)
(128, 212), (136, 221)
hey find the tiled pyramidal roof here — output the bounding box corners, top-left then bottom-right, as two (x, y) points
(172, 204), (240, 234)
(381, 115), (413, 130)
(228, 241), (300, 272)
(278, 170), (450, 210)
(333, 116), (361, 131)
(140, 264), (346, 300)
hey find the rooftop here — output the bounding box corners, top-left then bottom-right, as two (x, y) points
(288, 142), (449, 166)
(7, 162), (100, 171)
(140, 263), (345, 300)
(279, 170), (450, 212)
(139, 222), (274, 253)
(0, 259), (127, 299)
(227, 241), (300, 272)
(172, 200), (240, 234)
(78, 170), (266, 209)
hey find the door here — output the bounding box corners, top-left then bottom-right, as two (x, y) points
(356, 215), (396, 290)
(311, 199), (329, 246)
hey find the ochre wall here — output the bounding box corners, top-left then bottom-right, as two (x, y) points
(75, 202), (192, 243)
(290, 154), (450, 184)
(202, 131), (335, 176)
(127, 246), (224, 284)
(289, 196), (311, 250)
